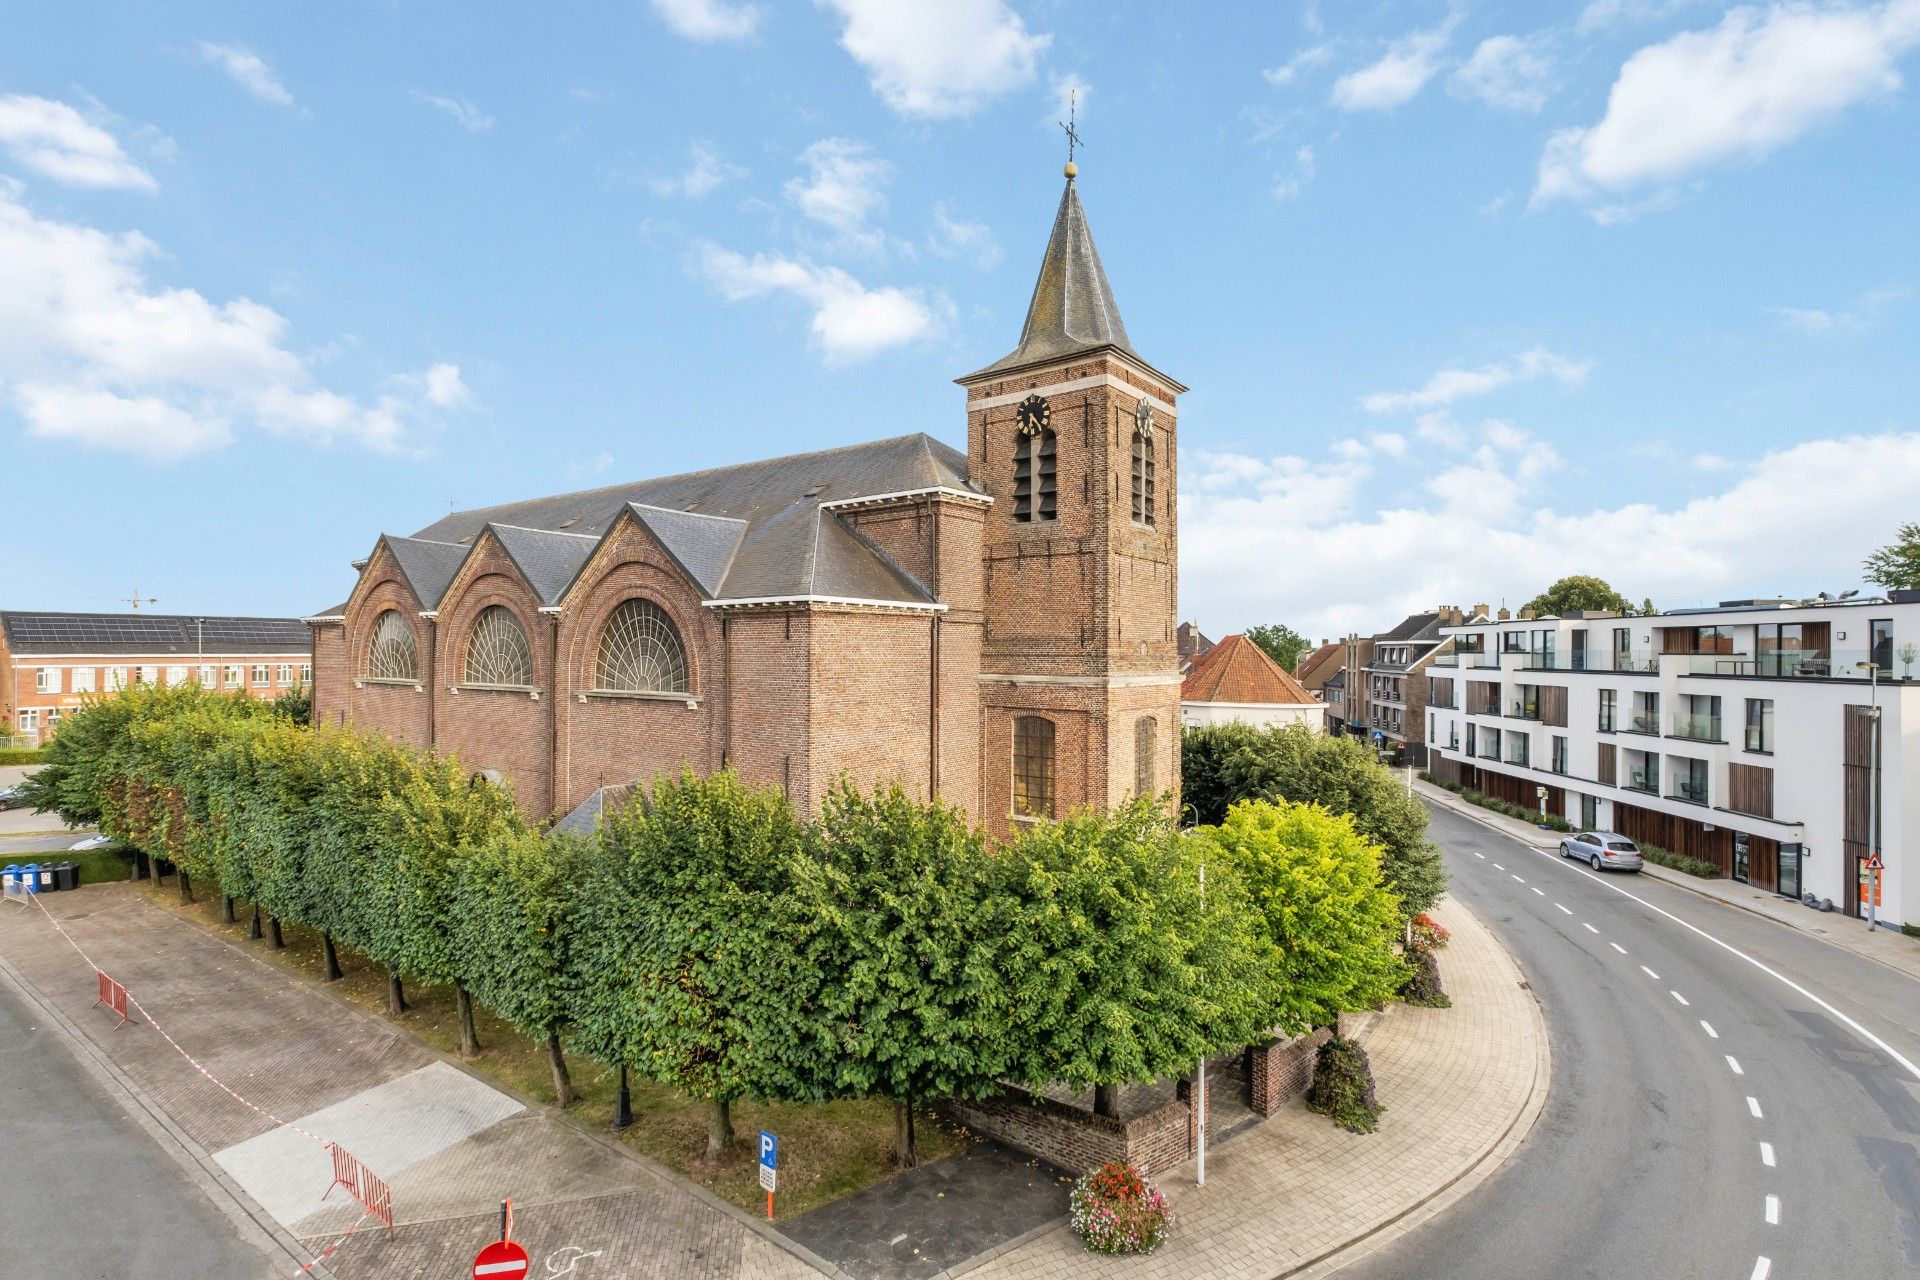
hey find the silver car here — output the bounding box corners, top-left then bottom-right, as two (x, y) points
(1560, 830), (1644, 872)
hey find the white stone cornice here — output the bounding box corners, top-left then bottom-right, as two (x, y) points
(978, 672), (1183, 689)
(967, 373), (1177, 416)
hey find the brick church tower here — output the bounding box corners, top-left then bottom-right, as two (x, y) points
(957, 161), (1185, 839)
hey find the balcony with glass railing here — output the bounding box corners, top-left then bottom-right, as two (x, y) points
(1521, 649), (1659, 674)
(1623, 754), (1660, 794)
(1669, 711), (1723, 742)
(1677, 650), (1887, 681)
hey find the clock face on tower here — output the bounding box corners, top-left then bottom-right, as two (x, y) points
(1015, 394), (1051, 437)
(1135, 399), (1154, 437)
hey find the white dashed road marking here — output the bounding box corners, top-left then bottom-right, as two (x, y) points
(1511, 874), (1525, 883)
(1583, 923), (1600, 935)
(1531, 887), (1545, 897)
(1727, 1055), (1745, 1076)
(1747, 1096), (1764, 1119)
(1492, 863), (1505, 871)
(1671, 990), (1691, 1007)
(1555, 903), (1572, 915)
(1765, 1194), (1779, 1225)
(1759, 1142), (1775, 1168)
(1609, 942), (1627, 954)
(1640, 965), (1661, 981)
(1751, 1257), (1771, 1280)
(1701, 1021), (1718, 1039)
(1473, 851), (1485, 859)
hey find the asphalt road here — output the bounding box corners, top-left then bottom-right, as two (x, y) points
(1345, 803), (1920, 1280)
(0, 974), (278, 1279)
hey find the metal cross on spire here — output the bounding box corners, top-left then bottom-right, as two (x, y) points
(1060, 90), (1083, 173)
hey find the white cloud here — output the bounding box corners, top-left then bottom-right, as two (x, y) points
(1576, 0), (1713, 35)
(1767, 286), (1910, 332)
(928, 203), (1002, 269)
(415, 93), (494, 132)
(1180, 429), (1920, 638)
(1451, 35), (1556, 111)
(646, 141), (745, 198)
(819, 0), (1050, 118)
(1052, 72), (1090, 125)
(0, 95), (157, 191)
(197, 42), (298, 109)
(0, 186), (464, 458)
(1361, 348), (1592, 413)
(1264, 43), (1336, 87)
(1272, 145), (1317, 201)
(1536, 1), (1920, 211)
(784, 138), (890, 234)
(422, 362), (472, 408)
(1331, 17), (1458, 111)
(693, 241), (945, 363)
(650, 0), (761, 40)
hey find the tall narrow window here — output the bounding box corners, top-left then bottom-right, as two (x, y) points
(1131, 429), (1156, 525)
(463, 605), (533, 687)
(1012, 716), (1056, 818)
(1134, 716), (1157, 795)
(1014, 429), (1058, 523)
(594, 599), (689, 694)
(367, 609), (418, 681)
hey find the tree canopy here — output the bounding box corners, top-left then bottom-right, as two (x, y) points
(1864, 523), (1920, 592)
(1245, 624), (1312, 672)
(1521, 574), (1632, 618)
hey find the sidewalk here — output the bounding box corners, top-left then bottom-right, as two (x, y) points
(1417, 779), (1920, 983)
(0, 883), (824, 1280)
(957, 894), (1549, 1280)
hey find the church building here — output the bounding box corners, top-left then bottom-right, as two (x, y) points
(307, 164), (1184, 838)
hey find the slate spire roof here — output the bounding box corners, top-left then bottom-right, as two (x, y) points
(964, 174), (1139, 380)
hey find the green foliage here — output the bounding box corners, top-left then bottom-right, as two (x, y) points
(990, 798), (1282, 1095)
(1244, 624), (1311, 672)
(1522, 574), (1632, 618)
(0, 748), (43, 765)
(271, 684), (312, 726)
(450, 828), (583, 1041)
(1307, 1034), (1381, 1133)
(1864, 523), (1920, 592)
(1069, 1162), (1174, 1255)
(1182, 723), (1446, 916)
(1419, 775), (1572, 831)
(1397, 943), (1450, 1008)
(1636, 844), (1722, 878)
(1191, 800), (1406, 1035)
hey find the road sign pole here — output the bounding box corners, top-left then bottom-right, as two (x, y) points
(759, 1130), (778, 1220)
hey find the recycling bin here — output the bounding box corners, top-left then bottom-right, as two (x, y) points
(23, 863), (40, 894)
(38, 862), (59, 893)
(54, 861), (78, 892)
(2, 865), (18, 897)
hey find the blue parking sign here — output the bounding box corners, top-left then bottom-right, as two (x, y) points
(759, 1130), (777, 1170)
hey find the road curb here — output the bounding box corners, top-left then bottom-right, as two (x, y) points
(0, 933), (338, 1280)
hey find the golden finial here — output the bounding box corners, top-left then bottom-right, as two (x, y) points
(1060, 89), (1082, 180)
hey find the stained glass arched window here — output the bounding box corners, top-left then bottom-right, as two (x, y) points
(1013, 716), (1056, 818)
(594, 599), (689, 694)
(463, 606), (533, 687)
(366, 609), (418, 681)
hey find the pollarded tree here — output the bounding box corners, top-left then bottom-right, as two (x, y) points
(990, 798), (1282, 1118)
(1180, 722), (1446, 917)
(1191, 799), (1407, 1034)
(789, 782), (1008, 1168)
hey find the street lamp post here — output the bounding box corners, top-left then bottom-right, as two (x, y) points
(1855, 662), (1883, 932)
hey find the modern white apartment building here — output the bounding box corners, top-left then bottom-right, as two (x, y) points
(1426, 593), (1913, 930)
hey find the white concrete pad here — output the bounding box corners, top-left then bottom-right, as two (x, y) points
(213, 1060), (524, 1227)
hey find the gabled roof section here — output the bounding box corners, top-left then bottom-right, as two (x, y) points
(0, 611), (309, 656)
(379, 535), (469, 611)
(1297, 641), (1343, 681)
(625, 504), (746, 597)
(1182, 634), (1318, 707)
(487, 523), (600, 606)
(549, 781), (636, 838)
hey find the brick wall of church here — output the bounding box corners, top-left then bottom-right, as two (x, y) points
(723, 609), (813, 809)
(433, 545), (556, 817)
(805, 609), (934, 808)
(310, 623), (347, 727)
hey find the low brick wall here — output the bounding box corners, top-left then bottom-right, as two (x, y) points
(944, 1085), (1200, 1178)
(1247, 1027), (1333, 1117)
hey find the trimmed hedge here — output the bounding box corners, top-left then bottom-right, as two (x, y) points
(0, 748), (44, 765)
(1307, 1034), (1382, 1134)
(1419, 774), (1573, 832)
(1637, 845), (1723, 879)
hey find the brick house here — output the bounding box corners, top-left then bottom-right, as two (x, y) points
(1181, 634), (1326, 731)
(308, 167), (1184, 835)
(1332, 607), (1481, 766)
(1, 611), (310, 744)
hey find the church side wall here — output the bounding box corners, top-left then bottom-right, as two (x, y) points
(339, 571), (434, 744)
(805, 609), (933, 815)
(433, 551), (555, 819)
(723, 609), (813, 809)
(310, 624), (347, 727)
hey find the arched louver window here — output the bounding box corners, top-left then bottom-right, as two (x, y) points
(1012, 715), (1056, 818)
(463, 606), (533, 687)
(1131, 430), (1156, 525)
(594, 599), (690, 694)
(1013, 428), (1058, 523)
(366, 609), (418, 682)
(1134, 716), (1157, 796)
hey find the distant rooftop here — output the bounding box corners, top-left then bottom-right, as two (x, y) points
(1, 611), (309, 656)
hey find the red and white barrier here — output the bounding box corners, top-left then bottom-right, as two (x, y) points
(91, 969), (130, 1028)
(325, 1142), (395, 1237)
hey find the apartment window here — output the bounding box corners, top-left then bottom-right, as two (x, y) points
(1744, 699), (1773, 753)
(1668, 756), (1709, 805)
(1012, 716), (1056, 819)
(1530, 629), (1555, 666)
(1506, 731), (1530, 767)
(1502, 631), (1527, 653)
(1870, 618), (1893, 673)
(1598, 689), (1617, 732)
(1755, 623), (1810, 676)
(107, 666), (128, 691)
(301, 664), (312, 685)
(1465, 724), (1477, 757)
(166, 665), (189, 686)
(1673, 694), (1722, 741)
(16, 709), (37, 732)
(251, 665), (271, 686)
(276, 664), (294, 687)
(1580, 794), (1599, 829)
(1627, 752), (1659, 794)
(35, 668), (56, 693)
(70, 667), (95, 694)
(195, 665), (213, 687)
(1630, 691), (1660, 734)
(1449, 723), (1460, 750)
(137, 665), (159, 686)
(1512, 685), (1540, 719)
(1551, 735), (1569, 775)
(1612, 626), (1632, 669)
(45, 709), (61, 728)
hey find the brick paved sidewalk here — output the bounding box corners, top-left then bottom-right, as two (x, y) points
(0, 884), (823, 1280)
(959, 895), (1548, 1280)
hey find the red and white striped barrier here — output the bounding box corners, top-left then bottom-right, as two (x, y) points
(326, 1142), (395, 1237)
(91, 969), (130, 1028)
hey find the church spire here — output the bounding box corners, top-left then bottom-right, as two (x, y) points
(964, 162), (1137, 381)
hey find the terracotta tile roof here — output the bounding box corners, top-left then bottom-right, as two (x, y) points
(1182, 634), (1319, 706)
(1296, 641), (1342, 681)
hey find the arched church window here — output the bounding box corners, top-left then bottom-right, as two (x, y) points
(1013, 715), (1056, 818)
(1134, 716), (1157, 795)
(1013, 428), (1058, 523)
(463, 606), (533, 687)
(366, 609), (418, 682)
(593, 599), (689, 694)
(1131, 430), (1155, 525)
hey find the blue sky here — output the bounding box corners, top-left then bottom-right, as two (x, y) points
(3, 0), (1918, 638)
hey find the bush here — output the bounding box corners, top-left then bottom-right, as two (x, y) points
(1410, 912), (1449, 949)
(1902, 923), (1920, 939)
(1432, 779), (1573, 831)
(1398, 942), (1450, 1008)
(1307, 1034), (1382, 1133)
(1068, 1162), (1173, 1255)
(1638, 845), (1722, 878)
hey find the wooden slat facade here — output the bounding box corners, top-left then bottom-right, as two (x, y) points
(1429, 676), (1455, 709)
(1540, 685), (1569, 728)
(1842, 704), (1879, 917)
(1727, 762), (1774, 820)
(1467, 680), (1500, 715)
(1597, 742), (1616, 787)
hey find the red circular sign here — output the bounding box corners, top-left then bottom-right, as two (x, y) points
(473, 1239), (530, 1279)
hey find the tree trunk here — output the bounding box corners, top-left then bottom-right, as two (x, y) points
(456, 984), (481, 1059)
(220, 894), (235, 924)
(892, 1098), (919, 1169)
(267, 916), (284, 949)
(126, 854), (139, 883)
(545, 1030), (575, 1107)
(321, 933), (342, 982)
(611, 1064), (634, 1131)
(704, 1096), (735, 1163)
(248, 903), (262, 940)
(385, 968), (408, 1015)
(1093, 1084), (1119, 1119)
(177, 870), (193, 904)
